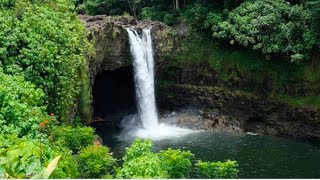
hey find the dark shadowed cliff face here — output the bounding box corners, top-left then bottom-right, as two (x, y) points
(79, 15), (179, 84)
(158, 84), (320, 139)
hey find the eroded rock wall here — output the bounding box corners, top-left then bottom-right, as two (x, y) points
(159, 84), (320, 139)
(79, 15), (178, 84)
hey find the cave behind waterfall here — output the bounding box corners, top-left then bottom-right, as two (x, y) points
(92, 66), (136, 122)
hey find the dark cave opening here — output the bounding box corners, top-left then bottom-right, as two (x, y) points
(92, 66), (136, 125)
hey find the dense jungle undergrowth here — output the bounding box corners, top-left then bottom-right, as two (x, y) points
(1, 0), (320, 178)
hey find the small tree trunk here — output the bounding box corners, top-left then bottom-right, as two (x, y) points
(127, 0), (135, 17)
(175, 0), (180, 10)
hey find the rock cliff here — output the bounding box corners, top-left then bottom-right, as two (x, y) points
(79, 15), (178, 84)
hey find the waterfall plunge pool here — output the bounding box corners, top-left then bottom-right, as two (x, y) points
(92, 28), (320, 178)
(94, 127), (320, 178)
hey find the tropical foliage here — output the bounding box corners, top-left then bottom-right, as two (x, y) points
(195, 160), (239, 178)
(211, 0), (313, 62)
(0, 0), (93, 122)
(78, 145), (116, 178)
(0, 71), (49, 138)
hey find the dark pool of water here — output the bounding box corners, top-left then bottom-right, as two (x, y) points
(95, 127), (320, 178)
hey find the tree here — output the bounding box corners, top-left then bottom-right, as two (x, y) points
(128, 0), (142, 17)
(211, 0), (314, 62)
(306, 0), (320, 62)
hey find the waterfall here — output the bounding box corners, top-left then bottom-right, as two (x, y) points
(121, 28), (194, 140)
(126, 28), (158, 128)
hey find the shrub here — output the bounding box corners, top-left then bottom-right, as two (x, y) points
(116, 153), (168, 179)
(0, 71), (49, 138)
(141, 7), (165, 21)
(163, 13), (176, 26)
(0, 0), (93, 122)
(77, 145), (116, 178)
(0, 135), (56, 178)
(50, 148), (79, 178)
(116, 138), (168, 178)
(212, 0), (313, 62)
(122, 138), (153, 162)
(50, 126), (96, 154)
(195, 160), (239, 178)
(159, 148), (194, 178)
(181, 3), (210, 30)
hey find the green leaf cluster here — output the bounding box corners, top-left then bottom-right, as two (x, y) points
(116, 139), (168, 179)
(159, 148), (194, 178)
(141, 7), (178, 25)
(0, 0), (93, 122)
(211, 0), (314, 62)
(0, 71), (48, 138)
(78, 145), (116, 178)
(50, 125), (96, 154)
(195, 160), (239, 178)
(0, 135), (55, 178)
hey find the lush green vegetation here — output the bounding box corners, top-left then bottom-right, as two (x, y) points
(1, 0), (319, 179)
(80, 0), (320, 108)
(77, 0), (319, 62)
(116, 139), (239, 179)
(0, 0), (93, 122)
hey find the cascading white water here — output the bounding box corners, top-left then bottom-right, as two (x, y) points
(121, 28), (194, 140)
(126, 29), (158, 128)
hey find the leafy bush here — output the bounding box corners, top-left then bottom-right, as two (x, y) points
(116, 153), (168, 179)
(116, 138), (168, 178)
(163, 13), (176, 25)
(141, 7), (166, 21)
(78, 0), (126, 15)
(195, 160), (239, 178)
(159, 148), (194, 178)
(77, 145), (116, 178)
(212, 0), (313, 62)
(140, 7), (177, 25)
(122, 138), (153, 162)
(50, 147), (79, 178)
(50, 126), (96, 154)
(0, 0), (16, 8)
(0, 135), (56, 178)
(0, 71), (49, 138)
(0, 0), (93, 122)
(181, 3), (210, 30)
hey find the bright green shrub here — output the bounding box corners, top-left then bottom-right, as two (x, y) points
(116, 153), (168, 179)
(50, 126), (96, 154)
(50, 148), (79, 178)
(117, 138), (168, 178)
(78, 145), (116, 178)
(0, 71), (49, 138)
(0, 0), (93, 122)
(195, 160), (239, 178)
(122, 138), (153, 162)
(159, 148), (194, 178)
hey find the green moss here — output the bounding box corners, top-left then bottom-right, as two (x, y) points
(275, 95), (320, 109)
(172, 36), (320, 95)
(160, 35), (320, 108)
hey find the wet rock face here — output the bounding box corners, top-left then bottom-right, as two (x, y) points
(79, 15), (178, 84)
(158, 84), (320, 139)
